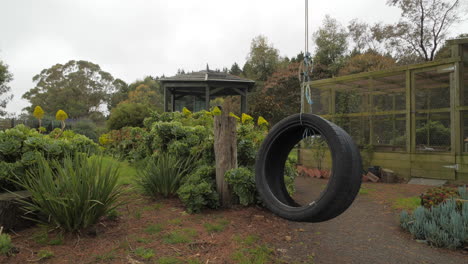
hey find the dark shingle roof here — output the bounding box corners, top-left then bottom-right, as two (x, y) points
(161, 70), (255, 83)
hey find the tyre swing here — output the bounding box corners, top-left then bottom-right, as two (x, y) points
(255, 0), (362, 223)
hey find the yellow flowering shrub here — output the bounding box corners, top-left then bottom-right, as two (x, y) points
(212, 106), (222, 116)
(55, 110), (68, 121)
(182, 107), (192, 117)
(241, 113), (253, 124)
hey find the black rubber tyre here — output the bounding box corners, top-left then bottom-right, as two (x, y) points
(255, 113), (362, 222)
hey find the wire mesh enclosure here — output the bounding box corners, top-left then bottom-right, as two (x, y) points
(300, 38), (468, 180)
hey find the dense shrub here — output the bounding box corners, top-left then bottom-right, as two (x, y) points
(14, 154), (122, 232)
(100, 127), (149, 161)
(0, 233), (13, 255)
(137, 153), (194, 198)
(177, 165), (219, 213)
(420, 187), (459, 208)
(400, 197), (468, 249)
(225, 167), (256, 205)
(107, 103), (151, 130)
(69, 119), (99, 142)
(0, 125), (98, 191)
(100, 110), (297, 213)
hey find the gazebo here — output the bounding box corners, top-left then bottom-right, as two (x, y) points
(160, 67), (255, 113)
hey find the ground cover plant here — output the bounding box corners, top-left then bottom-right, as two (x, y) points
(400, 186), (468, 249)
(14, 154), (123, 232)
(0, 125), (98, 191)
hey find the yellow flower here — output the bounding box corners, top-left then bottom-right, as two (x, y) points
(55, 110), (68, 121)
(202, 110), (213, 117)
(212, 106), (222, 116)
(257, 116), (269, 126)
(229, 112), (240, 121)
(241, 113), (253, 124)
(33, 106), (45, 119)
(182, 107), (192, 117)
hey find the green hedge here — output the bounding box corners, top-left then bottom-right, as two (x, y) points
(0, 125), (98, 191)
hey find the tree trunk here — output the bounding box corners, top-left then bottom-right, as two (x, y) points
(0, 191), (35, 231)
(214, 114), (237, 207)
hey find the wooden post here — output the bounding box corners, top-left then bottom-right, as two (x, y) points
(214, 113), (237, 207)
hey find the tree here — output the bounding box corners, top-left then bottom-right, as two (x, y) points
(244, 35), (281, 81)
(110, 76), (162, 111)
(250, 63), (301, 124)
(313, 15), (349, 78)
(107, 103), (150, 130)
(23, 60), (124, 118)
(229, 63), (242, 76)
(339, 51), (396, 76)
(0, 59), (13, 116)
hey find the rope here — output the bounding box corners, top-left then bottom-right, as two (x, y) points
(300, 0), (313, 127)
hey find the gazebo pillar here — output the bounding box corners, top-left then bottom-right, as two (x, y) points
(163, 86), (169, 112)
(241, 94), (247, 113)
(205, 85), (210, 111)
(171, 92), (175, 112)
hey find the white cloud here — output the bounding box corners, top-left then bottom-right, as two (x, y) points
(1, 0), (466, 115)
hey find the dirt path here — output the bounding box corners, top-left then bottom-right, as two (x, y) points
(277, 179), (468, 264)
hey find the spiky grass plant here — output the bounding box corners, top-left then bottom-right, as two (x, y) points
(136, 153), (193, 198)
(14, 154), (123, 232)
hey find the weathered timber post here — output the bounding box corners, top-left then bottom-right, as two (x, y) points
(214, 113), (237, 207)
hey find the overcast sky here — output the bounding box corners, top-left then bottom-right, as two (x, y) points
(1, 0), (467, 115)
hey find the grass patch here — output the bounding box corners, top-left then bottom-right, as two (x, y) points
(101, 156), (137, 186)
(392, 196), (421, 211)
(204, 219), (229, 233)
(234, 234), (259, 246)
(168, 218), (183, 225)
(231, 245), (274, 264)
(358, 187), (375, 195)
(134, 247), (155, 260)
(162, 228), (197, 244)
(95, 249), (116, 261)
(157, 256), (181, 264)
(32, 231), (63, 246)
(135, 237), (151, 244)
(37, 249), (54, 260)
(144, 224), (164, 235)
(134, 210), (142, 219)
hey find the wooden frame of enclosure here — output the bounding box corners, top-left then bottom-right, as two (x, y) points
(302, 38), (468, 181)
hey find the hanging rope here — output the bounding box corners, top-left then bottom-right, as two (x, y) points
(299, 0), (313, 118)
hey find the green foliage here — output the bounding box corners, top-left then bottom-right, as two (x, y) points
(244, 35), (281, 81)
(23, 60), (125, 118)
(107, 103), (151, 131)
(157, 256), (181, 264)
(37, 249), (54, 260)
(231, 245), (274, 264)
(14, 154), (123, 232)
(70, 119), (98, 142)
(0, 58), (13, 116)
(144, 224), (164, 235)
(420, 186), (458, 208)
(0, 125), (98, 191)
(204, 219), (229, 233)
(134, 247), (155, 260)
(0, 233), (13, 255)
(400, 199), (468, 249)
(177, 165), (219, 213)
(162, 228), (197, 244)
(415, 120), (450, 146)
(313, 15), (349, 78)
(101, 127), (149, 161)
(393, 197), (421, 211)
(137, 153), (193, 198)
(225, 167), (256, 206)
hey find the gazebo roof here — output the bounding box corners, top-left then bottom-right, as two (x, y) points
(161, 70), (255, 86)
